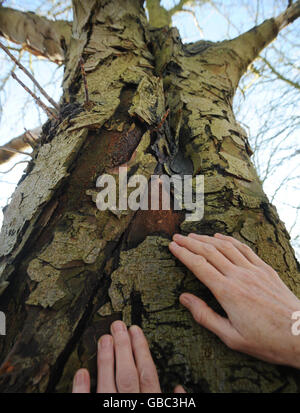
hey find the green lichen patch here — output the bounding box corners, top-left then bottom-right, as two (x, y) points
(219, 151), (254, 182)
(27, 260), (66, 308)
(129, 75), (165, 125)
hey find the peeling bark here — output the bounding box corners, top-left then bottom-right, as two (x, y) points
(0, 6), (71, 63)
(0, 0), (299, 393)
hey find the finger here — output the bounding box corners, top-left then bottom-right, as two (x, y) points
(111, 320), (140, 393)
(188, 233), (254, 270)
(169, 241), (226, 297)
(214, 233), (267, 268)
(97, 335), (117, 393)
(180, 293), (242, 349)
(72, 368), (90, 393)
(173, 234), (236, 276)
(174, 385), (186, 393)
(129, 325), (161, 393)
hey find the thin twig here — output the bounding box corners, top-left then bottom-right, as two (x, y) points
(181, 8), (204, 37)
(259, 56), (300, 90)
(23, 130), (38, 149)
(24, 128), (38, 142)
(80, 57), (90, 106)
(23, 135), (35, 149)
(155, 108), (170, 131)
(0, 41), (59, 110)
(11, 72), (59, 120)
(0, 160), (29, 174)
(0, 146), (33, 157)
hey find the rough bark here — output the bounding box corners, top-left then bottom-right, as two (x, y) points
(146, 0), (195, 28)
(0, 0), (299, 393)
(0, 5), (71, 63)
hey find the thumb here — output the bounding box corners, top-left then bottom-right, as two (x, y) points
(180, 293), (238, 347)
(174, 384), (186, 393)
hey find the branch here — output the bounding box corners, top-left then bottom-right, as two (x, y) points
(221, 0), (300, 81)
(0, 127), (41, 165)
(146, 0), (197, 28)
(179, 8), (204, 38)
(0, 41), (59, 109)
(0, 160), (29, 174)
(259, 56), (300, 91)
(0, 146), (32, 158)
(275, 0), (300, 30)
(146, 0), (171, 27)
(11, 72), (59, 120)
(0, 6), (71, 64)
(169, 0), (192, 16)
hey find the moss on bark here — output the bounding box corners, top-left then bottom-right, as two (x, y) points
(0, 0), (299, 393)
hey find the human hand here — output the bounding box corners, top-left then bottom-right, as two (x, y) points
(169, 233), (300, 368)
(72, 320), (186, 393)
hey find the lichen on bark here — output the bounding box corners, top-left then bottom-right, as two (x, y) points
(0, 0), (299, 394)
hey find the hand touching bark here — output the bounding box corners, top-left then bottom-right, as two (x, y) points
(72, 320), (185, 393)
(169, 233), (300, 368)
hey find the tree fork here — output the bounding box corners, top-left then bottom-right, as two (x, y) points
(0, 0), (299, 393)
(0, 0), (169, 393)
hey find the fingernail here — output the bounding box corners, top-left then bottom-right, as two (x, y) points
(169, 241), (180, 249)
(111, 320), (126, 333)
(173, 233), (185, 241)
(99, 335), (112, 349)
(180, 294), (190, 305)
(130, 325), (141, 337)
(75, 369), (85, 386)
(214, 233), (223, 237)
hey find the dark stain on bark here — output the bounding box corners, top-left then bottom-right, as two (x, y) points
(151, 340), (189, 393)
(125, 180), (185, 249)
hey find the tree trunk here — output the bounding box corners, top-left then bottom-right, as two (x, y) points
(0, 0), (299, 393)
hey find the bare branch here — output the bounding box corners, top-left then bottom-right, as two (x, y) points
(24, 128), (38, 143)
(11, 72), (59, 120)
(169, 0), (192, 16)
(259, 56), (300, 91)
(220, 0), (300, 84)
(146, 0), (171, 27)
(0, 146), (32, 158)
(0, 41), (59, 109)
(0, 160), (29, 174)
(180, 8), (204, 38)
(275, 0), (300, 30)
(23, 129), (38, 150)
(0, 127), (41, 165)
(0, 6), (71, 64)
(146, 0), (202, 28)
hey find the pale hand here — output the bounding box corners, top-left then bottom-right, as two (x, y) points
(169, 233), (300, 368)
(72, 320), (186, 393)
